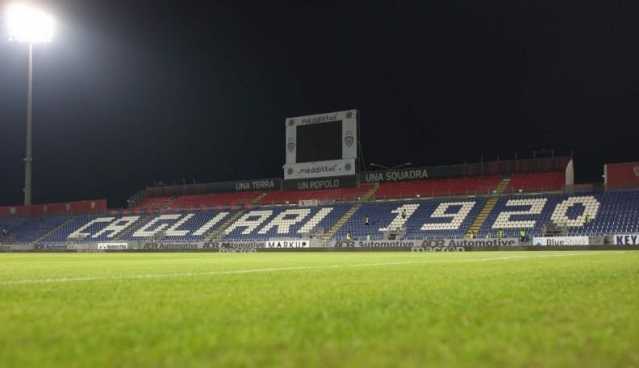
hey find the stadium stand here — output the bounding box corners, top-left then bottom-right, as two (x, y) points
(222, 205), (350, 241)
(170, 192), (261, 209)
(604, 162), (639, 189)
(374, 176), (502, 199)
(3, 189), (639, 246)
(42, 210), (236, 244)
(135, 196), (175, 210)
(3, 152), (639, 248)
(0, 215), (69, 243)
(335, 197), (487, 241)
(136, 186), (372, 210)
(28, 205), (350, 245)
(258, 184), (375, 205)
(0, 200), (107, 217)
(477, 191), (639, 238)
(123, 210), (235, 243)
(508, 172), (565, 193)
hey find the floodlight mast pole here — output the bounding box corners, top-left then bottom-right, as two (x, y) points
(24, 43), (33, 206)
(8, 3), (55, 206)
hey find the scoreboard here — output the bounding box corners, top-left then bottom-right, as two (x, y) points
(284, 110), (358, 180)
(295, 120), (343, 163)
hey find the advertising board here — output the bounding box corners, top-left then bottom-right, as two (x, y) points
(532, 237), (590, 246)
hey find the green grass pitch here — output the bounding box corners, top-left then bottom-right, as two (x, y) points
(0, 251), (638, 368)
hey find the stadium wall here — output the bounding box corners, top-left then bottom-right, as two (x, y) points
(361, 157), (571, 184)
(605, 162), (639, 189)
(0, 199), (107, 218)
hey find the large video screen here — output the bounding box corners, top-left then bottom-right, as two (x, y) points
(296, 121), (343, 163)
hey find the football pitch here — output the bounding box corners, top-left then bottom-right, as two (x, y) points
(0, 251), (638, 368)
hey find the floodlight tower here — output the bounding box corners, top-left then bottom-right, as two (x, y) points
(6, 3), (55, 205)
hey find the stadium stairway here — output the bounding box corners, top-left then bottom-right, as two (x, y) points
(114, 217), (154, 241)
(321, 203), (361, 246)
(362, 183), (380, 201)
(206, 210), (248, 243)
(465, 178), (511, 238)
(252, 192), (268, 205)
(315, 185), (377, 245)
(33, 217), (76, 245)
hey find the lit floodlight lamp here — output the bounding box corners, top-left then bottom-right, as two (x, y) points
(7, 3), (55, 43)
(6, 3), (56, 205)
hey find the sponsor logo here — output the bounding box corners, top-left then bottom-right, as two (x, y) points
(422, 239), (519, 248)
(97, 243), (128, 250)
(297, 164), (339, 176)
(143, 243), (201, 250)
(344, 131), (355, 148)
(336, 238), (520, 249)
(355, 240), (419, 248)
(300, 114), (338, 125)
(533, 237), (589, 246)
(219, 241), (264, 249)
(286, 159), (355, 180)
(265, 240), (310, 248)
(614, 234), (639, 246)
(287, 139), (296, 153)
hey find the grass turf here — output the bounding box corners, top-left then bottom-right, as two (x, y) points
(0, 251), (637, 368)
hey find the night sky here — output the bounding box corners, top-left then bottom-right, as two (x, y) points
(1, 0), (638, 207)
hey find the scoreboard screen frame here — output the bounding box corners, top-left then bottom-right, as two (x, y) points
(284, 110), (358, 180)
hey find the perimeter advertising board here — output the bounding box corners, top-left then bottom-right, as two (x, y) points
(613, 234), (639, 245)
(97, 243), (129, 250)
(142, 243), (202, 250)
(533, 237), (590, 246)
(265, 240), (311, 249)
(335, 238), (520, 248)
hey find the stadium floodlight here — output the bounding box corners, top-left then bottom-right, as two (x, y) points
(7, 3), (55, 43)
(6, 3), (56, 206)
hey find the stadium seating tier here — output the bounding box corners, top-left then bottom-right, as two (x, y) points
(3, 190), (639, 245)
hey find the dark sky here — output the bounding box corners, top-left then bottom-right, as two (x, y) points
(1, 0), (638, 207)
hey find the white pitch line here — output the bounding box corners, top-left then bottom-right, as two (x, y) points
(0, 252), (609, 286)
